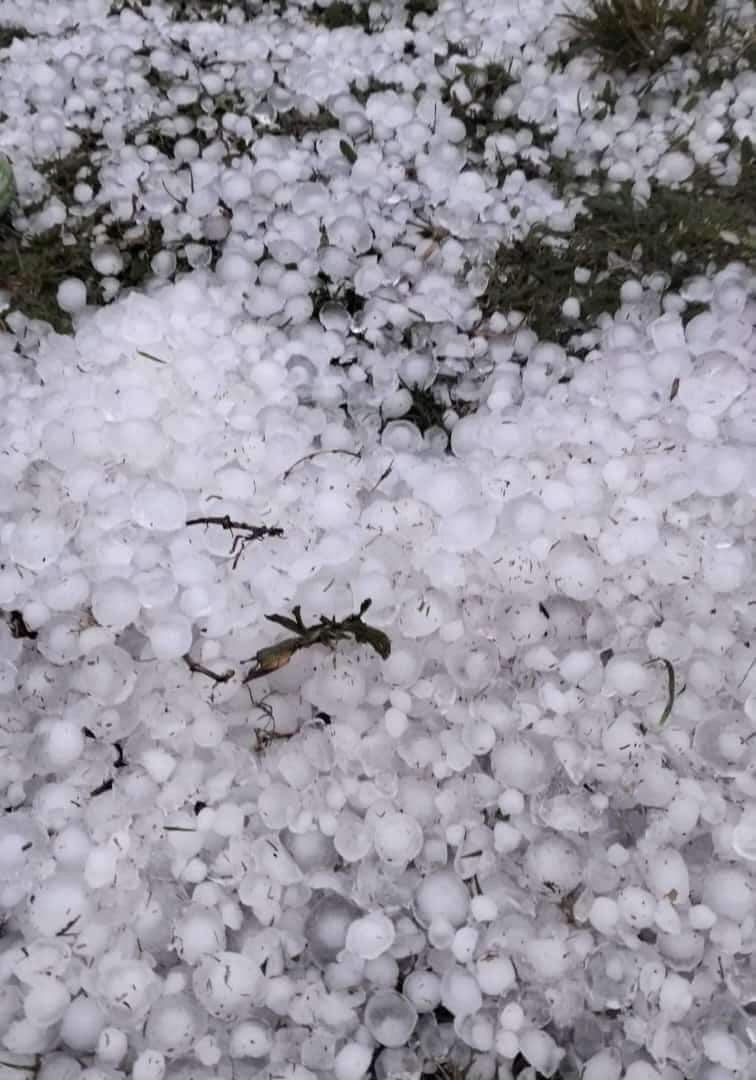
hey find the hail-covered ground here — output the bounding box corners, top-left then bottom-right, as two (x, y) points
(0, 0), (755, 1077)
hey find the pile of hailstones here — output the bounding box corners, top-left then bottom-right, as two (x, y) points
(0, 263), (756, 1080)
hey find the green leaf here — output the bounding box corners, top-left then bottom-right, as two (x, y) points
(339, 140), (357, 164)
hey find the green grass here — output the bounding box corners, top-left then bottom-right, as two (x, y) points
(480, 140), (756, 345)
(309, 0), (370, 29)
(561, 0), (717, 74)
(0, 24), (30, 48)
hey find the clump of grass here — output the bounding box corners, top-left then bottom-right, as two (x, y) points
(406, 0), (438, 21)
(272, 106), (339, 138)
(310, 0), (370, 30)
(0, 24), (31, 48)
(480, 140), (756, 345)
(561, 0), (718, 74)
(349, 76), (405, 105)
(444, 61), (517, 158)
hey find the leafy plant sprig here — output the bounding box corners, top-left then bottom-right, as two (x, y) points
(244, 599), (391, 682)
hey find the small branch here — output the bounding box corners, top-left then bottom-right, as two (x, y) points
(183, 654), (235, 684)
(282, 448), (361, 481)
(3, 609), (37, 640)
(186, 515), (283, 569)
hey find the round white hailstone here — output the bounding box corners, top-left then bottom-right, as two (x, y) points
(677, 352), (747, 415)
(96, 1026), (128, 1065)
(702, 867), (753, 921)
(548, 542), (600, 600)
(446, 639), (499, 690)
(91, 580), (140, 631)
(582, 1049), (622, 1080)
(91, 245), (124, 276)
(217, 252), (254, 285)
(658, 973), (693, 1021)
(148, 614), (193, 661)
(145, 994), (203, 1056)
(41, 717), (85, 768)
(624, 1064), (661, 1080)
(364, 989), (417, 1048)
(491, 737), (550, 793)
(28, 872), (90, 937)
(617, 886), (655, 929)
(695, 447), (745, 496)
(229, 1020), (273, 1058)
(60, 995), (106, 1052)
(84, 846), (118, 889)
(305, 893), (363, 964)
(9, 514), (66, 571)
(132, 1050), (166, 1080)
(385, 707), (409, 738)
(476, 953), (516, 996)
(732, 808), (756, 860)
(525, 835), (582, 897)
(403, 971), (441, 1013)
(173, 905), (226, 963)
(440, 967), (482, 1018)
(220, 171), (253, 205)
(24, 976), (71, 1026)
(132, 483), (187, 532)
(604, 656), (649, 696)
(98, 963), (160, 1024)
(414, 869), (470, 928)
(519, 1028), (563, 1077)
(562, 297), (580, 319)
(589, 897), (619, 934)
(373, 812), (423, 867)
(57, 278), (87, 313)
(192, 952), (264, 1020)
(345, 912), (396, 960)
(702, 539), (751, 594)
(701, 1029), (747, 1071)
(0, 814), (49, 883)
(334, 1041), (373, 1080)
(72, 645), (136, 705)
(642, 847), (689, 903)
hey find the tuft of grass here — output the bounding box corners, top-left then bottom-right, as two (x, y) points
(0, 24), (30, 48)
(272, 106), (339, 138)
(561, 0), (718, 74)
(309, 0), (370, 30)
(349, 76), (405, 105)
(481, 140), (756, 345)
(406, 0), (438, 21)
(444, 61), (517, 158)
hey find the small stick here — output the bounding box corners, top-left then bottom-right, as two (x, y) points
(282, 448), (361, 481)
(183, 654), (235, 684)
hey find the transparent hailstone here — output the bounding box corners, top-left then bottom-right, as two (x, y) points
(444, 638), (499, 692)
(304, 892), (363, 965)
(585, 946), (639, 1010)
(364, 989), (418, 1048)
(0, 814), (49, 885)
(693, 713), (754, 776)
(524, 834), (583, 897)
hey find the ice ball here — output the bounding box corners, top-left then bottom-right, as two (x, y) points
(373, 812), (423, 867)
(364, 989), (417, 1048)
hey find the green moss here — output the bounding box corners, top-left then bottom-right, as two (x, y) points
(349, 76), (405, 105)
(272, 106), (339, 138)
